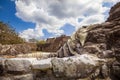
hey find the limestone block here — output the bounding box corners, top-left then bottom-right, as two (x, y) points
(51, 54), (105, 78)
(5, 58), (32, 72)
(32, 58), (52, 70)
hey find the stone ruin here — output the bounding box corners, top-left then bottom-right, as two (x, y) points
(0, 54), (105, 80)
(0, 43), (37, 57)
(37, 35), (70, 52)
(0, 2), (120, 80)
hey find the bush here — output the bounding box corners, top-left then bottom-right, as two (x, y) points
(37, 40), (46, 45)
(0, 21), (24, 44)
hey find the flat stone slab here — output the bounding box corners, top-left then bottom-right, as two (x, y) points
(31, 58), (52, 70)
(5, 58), (33, 72)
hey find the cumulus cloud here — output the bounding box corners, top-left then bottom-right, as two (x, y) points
(103, 0), (119, 3)
(15, 0), (119, 40)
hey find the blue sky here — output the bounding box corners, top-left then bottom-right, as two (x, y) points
(0, 0), (119, 40)
(0, 0), (35, 32)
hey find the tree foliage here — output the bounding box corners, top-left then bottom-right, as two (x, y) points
(0, 21), (24, 44)
(37, 40), (46, 45)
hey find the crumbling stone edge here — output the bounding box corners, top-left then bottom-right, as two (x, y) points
(0, 54), (106, 80)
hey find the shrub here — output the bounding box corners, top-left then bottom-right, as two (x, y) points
(0, 21), (24, 44)
(37, 40), (46, 45)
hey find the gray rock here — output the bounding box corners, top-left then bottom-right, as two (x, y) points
(13, 74), (33, 80)
(5, 58), (31, 72)
(31, 58), (52, 70)
(111, 61), (120, 79)
(0, 77), (11, 80)
(51, 54), (105, 78)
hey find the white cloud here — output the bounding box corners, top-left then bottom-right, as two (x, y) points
(15, 0), (119, 40)
(103, 0), (119, 3)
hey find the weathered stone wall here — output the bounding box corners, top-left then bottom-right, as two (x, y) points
(48, 2), (120, 80)
(107, 2), (120, 22)
(0, 2), (120, 80)
(0, 43), (37, 57)
(37, 35), (70, 52)
(0, 54), (106, 80)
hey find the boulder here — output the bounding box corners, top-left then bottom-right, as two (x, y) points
(51, 54), (105, 79)
(5, 58), (31, 73)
